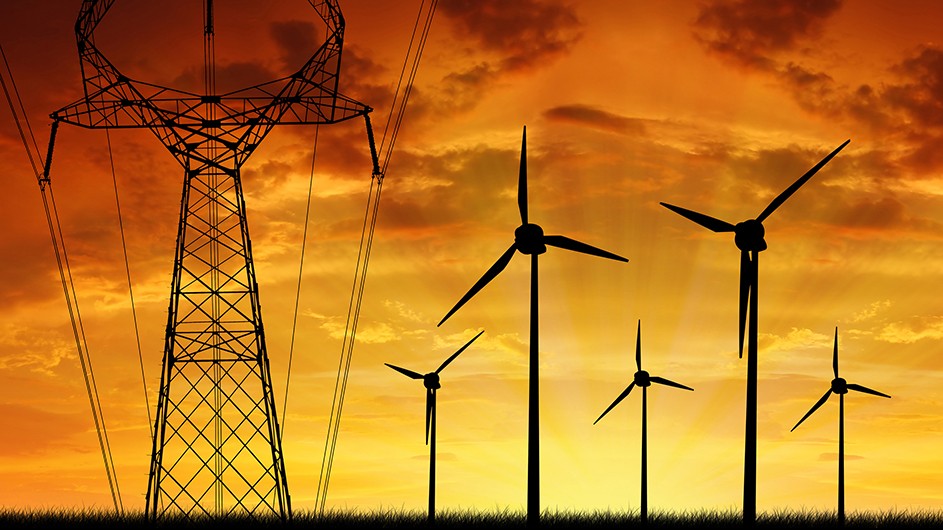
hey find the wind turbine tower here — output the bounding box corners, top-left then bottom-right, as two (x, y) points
(439, 127), (628, 526)
(385, 330), (484, 522)
(594, 320), (693, 524)
(49, 0), (378, 518)
(660, 140), (848, 523)
(791, 328), (891, 524)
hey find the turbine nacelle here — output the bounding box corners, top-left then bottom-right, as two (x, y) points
(633, 370), (651, 388)
(734, 220), (767, 252)
(831, 377), (848, 395)
(515, 223), (547, 255)
(424, 373), (442, 390)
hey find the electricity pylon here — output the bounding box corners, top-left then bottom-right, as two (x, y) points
(50, 0), (378, 518)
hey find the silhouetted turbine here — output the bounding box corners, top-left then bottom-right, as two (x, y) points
(659, 139), (849, 524)
(594, 320), (692, 525)
(385, 329), (484, 522)
(791, 327), (890, 525)
(438, 126), (628, 526)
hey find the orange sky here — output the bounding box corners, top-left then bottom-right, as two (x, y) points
(2, 0), (943, 515)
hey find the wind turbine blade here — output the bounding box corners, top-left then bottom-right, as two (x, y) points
(660, 202), (736, 233)
(756, 140), (850, 222)
(846, 383), (891, 398)
(833, 327), (839, 378)
(543, 234), (629, 262)
(739, 250), (750, 359)
(438, 244), (517, 326)
(791, 389), (833, 431)
(635, 320), (642, 371)
(649, 376), (694, 391)
(593, 383), (635, 425)
(425, 389), (433, 445)
(385, 363), (424, 380)
(519, 126), (528, 225)
(436, 329), (485, 374)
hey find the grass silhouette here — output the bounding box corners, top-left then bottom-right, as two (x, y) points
(2, 508), (943, 528)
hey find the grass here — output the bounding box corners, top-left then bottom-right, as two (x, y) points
(2, 508), (943, 528)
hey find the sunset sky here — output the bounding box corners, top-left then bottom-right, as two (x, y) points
(2, 0), (943, 516)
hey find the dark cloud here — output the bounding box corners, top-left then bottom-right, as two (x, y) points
(270, 20), (320, 73)
(837, 196), (908, 228)
(438, 0), (582, 73)
(692, 0), (843, 71)
(887, 47), (943, 129)
(172, 61), (280, 93)
(695, 0), (943, 176)
(337, 45), (395, 114)
(784, 47), (943, 174)
(543, 104), (647, 135)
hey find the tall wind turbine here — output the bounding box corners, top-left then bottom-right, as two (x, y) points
(385, 330), (485, 522)
(659, 139), (849, 523)
(594, 320), (693, 524)
(791, 327), (890, 524)
(438, 127), (628, 525)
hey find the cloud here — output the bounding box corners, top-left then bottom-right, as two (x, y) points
(692, 0), (843, 71)
(852, 300), (892, 323)
(172, 61), (280, 93)
(695, 0), (943, 177)
(877, 317), (943, 344)
(543, 104), (647, 136)
(0, 323), (75, 376)
(759, 327), (830, 356)
(270, 20), (321, 73)
(439, 0), (582, 74)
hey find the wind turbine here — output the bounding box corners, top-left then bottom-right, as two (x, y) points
(594, 320), (693, 524)
(438, 126), (628, 526)
(791, 327), (890, 524)
(385, 329), (485, 522)
(659, 139), (849, 523)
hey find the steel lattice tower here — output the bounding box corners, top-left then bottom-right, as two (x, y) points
(51, 0), (378, 518)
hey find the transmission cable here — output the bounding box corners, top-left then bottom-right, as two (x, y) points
(280, 124), (320, 438)
(315, 0), (438, 513)
(1, 42), (123, 513)
(105, 130), (153, 439)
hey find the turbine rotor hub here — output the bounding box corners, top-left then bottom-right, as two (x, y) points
(515, 223), (547, 255)
(634, 370), (651, 387)
(424, 373), (441, 390)
(734, 219), (767, 252)
(831, 377), (847, 395)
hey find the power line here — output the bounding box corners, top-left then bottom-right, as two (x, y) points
(315, 0), (438, 513)
(1, 41), (123, 513)
(105, 129), (153, 440)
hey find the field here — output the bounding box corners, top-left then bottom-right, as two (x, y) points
(2, 509), (943, 529)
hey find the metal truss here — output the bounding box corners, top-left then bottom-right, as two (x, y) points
(52, 0), (379, 519)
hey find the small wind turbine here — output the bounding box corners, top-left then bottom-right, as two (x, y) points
(594, 320), (693, 524)
(438, 126), (628, 526)
(659, 139), (849, 524)
(791, 327), (890, 524)
(385, 329), (485, 522)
